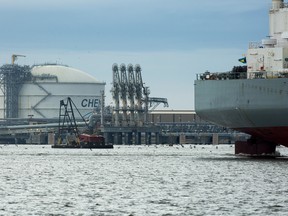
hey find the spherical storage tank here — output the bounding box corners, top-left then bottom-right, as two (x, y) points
(17, 64), (105, 119)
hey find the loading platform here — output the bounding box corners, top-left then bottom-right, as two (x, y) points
(102, 125), (161, 145)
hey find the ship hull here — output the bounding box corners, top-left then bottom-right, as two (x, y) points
(194, 78), (288, 147)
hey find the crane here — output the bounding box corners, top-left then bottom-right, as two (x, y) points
(11, 54), (26, 65)
(53, 97), (113, 149)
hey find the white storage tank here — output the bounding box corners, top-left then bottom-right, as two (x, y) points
(16, 64), (105, 119)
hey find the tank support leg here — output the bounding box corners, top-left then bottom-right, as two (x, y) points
(235, 137), (276, 156)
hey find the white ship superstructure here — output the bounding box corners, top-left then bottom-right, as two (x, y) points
(247, 0), (288, 77)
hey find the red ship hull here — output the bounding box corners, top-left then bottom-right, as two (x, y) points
(235, 126), (288, 148)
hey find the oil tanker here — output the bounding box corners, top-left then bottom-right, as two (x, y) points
(194, 0), (288, 155)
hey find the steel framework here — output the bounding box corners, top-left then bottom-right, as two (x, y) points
(0, 64), (31, 118)
(111, 63), (168, 127)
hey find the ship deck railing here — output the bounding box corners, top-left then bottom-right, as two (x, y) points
(247, 71), (288, 79)
(249, 42), (262, 49)
(196, 71), (246, 80)
(268, 3), (288, 9)
(249, 41), (288, 49)
(197, 71), (288, 81)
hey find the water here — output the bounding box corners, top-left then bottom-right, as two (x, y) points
(0, 144), (288, 216)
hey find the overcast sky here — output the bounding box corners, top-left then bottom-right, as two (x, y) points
(0, 0), (271, 109)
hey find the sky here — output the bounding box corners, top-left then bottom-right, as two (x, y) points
(0, 0), (271, 110)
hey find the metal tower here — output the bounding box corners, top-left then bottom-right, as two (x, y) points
(134, 64), (144, 126)
(111, 64), (120, 126)
(0, 64), (31, 118)
(100, 90), (105, 127)
(143, 86), (150, 124)
(127, 64), (136, 126)
(120, 64), (128, 126)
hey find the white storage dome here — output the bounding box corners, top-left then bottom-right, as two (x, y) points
(31, 65), (100, 83)
(16, 64), (105, 119)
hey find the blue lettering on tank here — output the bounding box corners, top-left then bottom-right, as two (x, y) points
(81, 99), (88, 107)
(81, 98), (100, 108)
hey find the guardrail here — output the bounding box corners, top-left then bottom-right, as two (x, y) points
(196, 71), (247, 80)
(196, 71), (288, 80)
